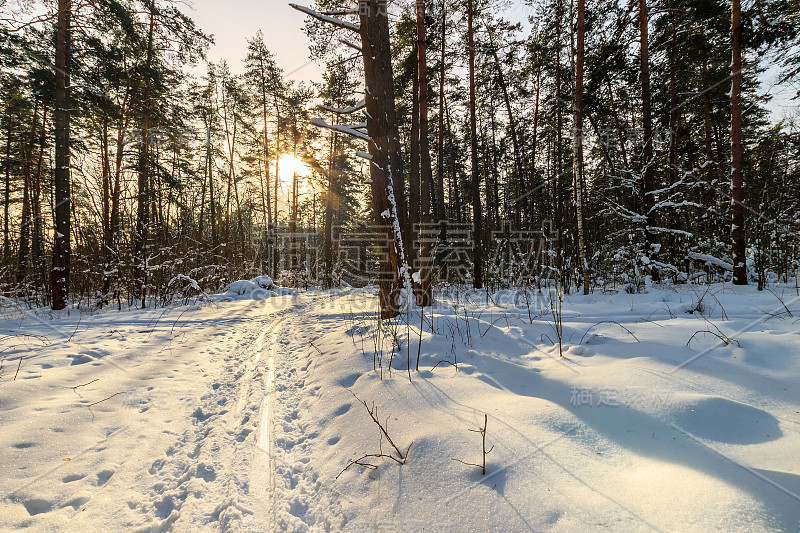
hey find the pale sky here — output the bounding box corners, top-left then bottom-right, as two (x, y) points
(188, 0), (324, 83)
(186, 1), (796, 121)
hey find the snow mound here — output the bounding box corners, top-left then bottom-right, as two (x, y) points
(223, 276), (294, 300)
(671, 396), (781, 444)
(226, 280), (259, 296)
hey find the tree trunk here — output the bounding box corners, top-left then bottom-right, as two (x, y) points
(289, 121), (299, 272)
(467, 0), (483, 289)
(51, 0), (71, 310)
(273, 94), (281, 276)
(668, 22), (680, 188)
(639, 0), (659, 282)
(444, 92), (461, 222)
(554, 0), (563, 240)
(730, 0), (747, 285)
(134, 7), (155, 306)
(324, 128), (337, 287)
(409, 45), (421, 257)
(435, 0), (447, 221)
(3, 116), (11, 265)
(359, 0), (411, 318)
(18, 102), (37, 284)
(31, 106), (46, 287)
(260, 61), (274, 273)
(488, 96), (500, 228)
(100, 119), (112, 300)
(575, 0), (589, 295)
(531, 64), (540, 217)
(416, 0), (434, 306)
(231, 102), (244, 245)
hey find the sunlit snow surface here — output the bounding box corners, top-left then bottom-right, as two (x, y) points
(1, 283), (799, 532)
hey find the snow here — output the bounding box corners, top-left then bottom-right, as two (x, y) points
(224, 276), (292, 299)
(168, 274), (202, 292)
(289, 3), (360, 32)
(688, 251), (734, 271)
(309, 118), (371, 141)
(321, 100), (366, 115)
(1, 284), (799, 531)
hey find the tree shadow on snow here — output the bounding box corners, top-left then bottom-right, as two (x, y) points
(420, 354), (798, 531)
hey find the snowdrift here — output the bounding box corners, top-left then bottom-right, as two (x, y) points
(222, 275), (295, 300)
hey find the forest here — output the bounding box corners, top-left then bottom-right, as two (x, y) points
(1, 0), (799, 315)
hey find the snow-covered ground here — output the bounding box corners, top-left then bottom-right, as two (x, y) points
(1, 283), (799, 532)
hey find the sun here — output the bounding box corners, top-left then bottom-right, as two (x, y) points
(275, 154), (316, 203)
(277, 154), (311, 184)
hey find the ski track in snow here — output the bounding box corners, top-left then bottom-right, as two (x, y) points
(268, 296), (348, 532)
(116, 300), (288, 532)
(131, 292), (348, 532)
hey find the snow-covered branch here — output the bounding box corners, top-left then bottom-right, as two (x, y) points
(322, 8), (359, 16)
(651, 200), (704, 212)
(648, 226), (693, 238)
(321, 99), (366, 115)
(289, 3), (360, 32)
(687, 251), (733, 271)
(310, 117), (371, 141)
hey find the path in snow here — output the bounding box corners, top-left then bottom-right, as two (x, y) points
(0, 295), (275, 531)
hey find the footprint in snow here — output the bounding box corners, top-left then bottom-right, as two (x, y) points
(196, 462), (217, 482)
(236, 428), (253, 442)
(339, 373), (360, 388)
(96, 469), (115, 486)
(23, 498), (52, 516)
(192, 407), (210, 421)
(63, 495), (90, 510)
(333, 404), (351, 417)
(68, 354), (94, 365)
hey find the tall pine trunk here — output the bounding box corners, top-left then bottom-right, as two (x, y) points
(134, 7), (155, 306)
(18, 102), (38, 284)
(435, 0), (447, 221)
(416, 0), (434, 306)
(639, 0), (659, 282)
(730, 0), (747, 285)
(31, 106), (46, 287)
(52, 0), (71, 310)
(575, 0), (589, 294)
(409, 46), (420, 256)
(359, 0), (410, 318)
(323, 129), (337, 288)
(3, 116), (12, 264)
(467, 0), (483, 289)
